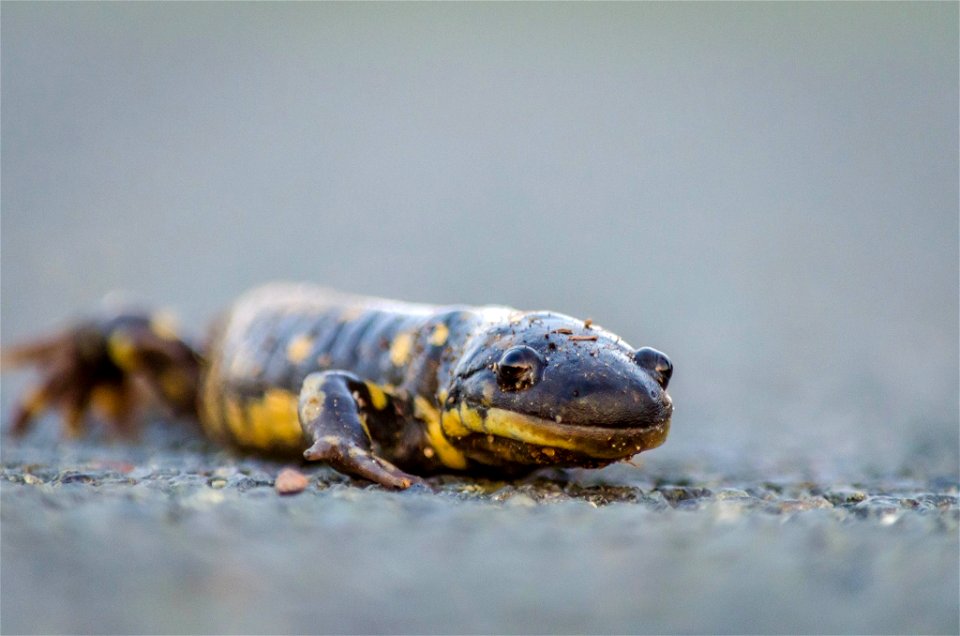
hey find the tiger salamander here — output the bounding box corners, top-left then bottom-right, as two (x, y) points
(4, 283), (674, 488)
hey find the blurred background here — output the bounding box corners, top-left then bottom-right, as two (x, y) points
(2, 3), (957, 478)
(2, 5), (958, 635)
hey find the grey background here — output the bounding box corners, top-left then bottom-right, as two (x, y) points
(2, 3), (958, 478)
(1, 3), (958, 635)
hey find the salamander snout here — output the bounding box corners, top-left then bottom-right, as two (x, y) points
(634, 347), (673, 389)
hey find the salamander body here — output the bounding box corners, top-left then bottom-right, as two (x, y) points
(5, 283), (674, 488)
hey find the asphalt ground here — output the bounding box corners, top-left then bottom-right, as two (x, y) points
(2, 4), (957, 634)
(1, 420), (956, 635)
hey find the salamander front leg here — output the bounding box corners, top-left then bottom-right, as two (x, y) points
(297, 371), (423, 489)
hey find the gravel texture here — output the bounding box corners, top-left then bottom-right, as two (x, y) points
(2, 423), (957, 635)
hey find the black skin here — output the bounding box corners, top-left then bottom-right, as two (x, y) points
(450, 312), (673, 429)
(441, 312), (674, 469)
(3, 284), (674, 489)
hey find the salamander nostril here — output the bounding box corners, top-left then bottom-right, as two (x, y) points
(634, 347), (673, 389)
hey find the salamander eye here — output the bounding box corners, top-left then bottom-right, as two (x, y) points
(494, 346), (544, 391)
(634, 347), (673, 389)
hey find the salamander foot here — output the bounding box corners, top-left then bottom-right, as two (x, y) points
(298, 370), (424, 489)
(304, 437), (424, 489)
(2, 313), (201, 438)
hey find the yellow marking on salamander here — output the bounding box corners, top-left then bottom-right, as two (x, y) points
(415, 395), (467, 470)
(389, 332), (414, 367)
(440, 405), (472, 438)
(429, 323), (449, 347)
(364, 382), (389, 410)
(149, 311), (181, 341)
(286, 334), (315, 364)
(106, 331), (138, 372)
(198, 356), (231, 443)
(225, 390), (304, 451)
(158, 369), (190, 404)
(299, 389), (324, 424)
(479, 408), (580, 451)
(245, 388), (304, 449)
(90, 385), (124, 421)
(455, 406), (671, 459)
(201, 395), (225, 442)
(22, 387), (48, 416)
(357, 412), (372, 444)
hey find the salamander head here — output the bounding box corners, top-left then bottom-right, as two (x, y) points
(441, 312), (673, 469)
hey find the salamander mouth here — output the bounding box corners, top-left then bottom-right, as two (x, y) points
(453, 403), (670, 460)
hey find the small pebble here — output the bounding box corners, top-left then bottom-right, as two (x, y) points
(275, 468), (310, 495)
(504, 493), (537, 508)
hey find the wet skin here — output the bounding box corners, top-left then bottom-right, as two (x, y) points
(4, 283), (674, 489)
